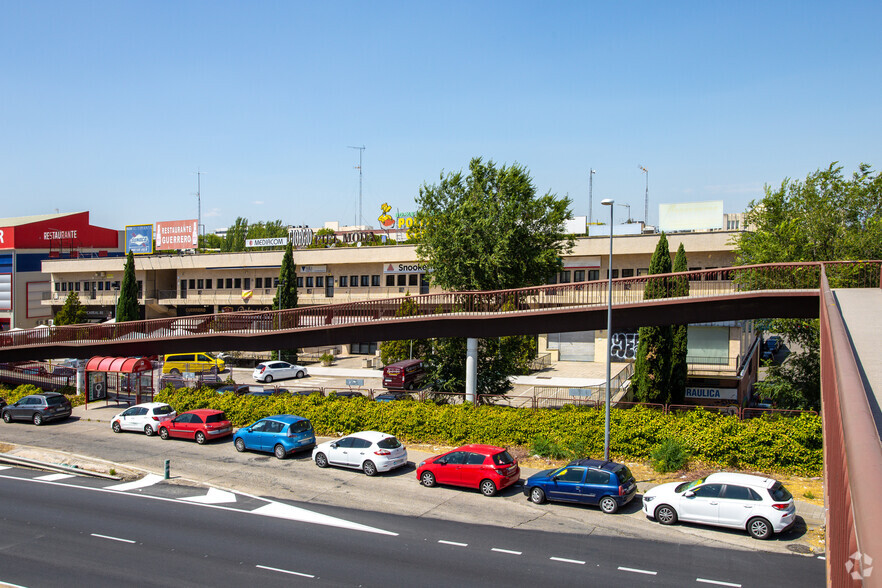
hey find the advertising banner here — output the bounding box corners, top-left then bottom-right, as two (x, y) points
(156, 220), (198, 250)
(246, 237), (288, 248)
(125, 224), (154, 255)
(685, 387), (738, 401)
(87, 371), (107, 402)
(383, 262), (428, 274)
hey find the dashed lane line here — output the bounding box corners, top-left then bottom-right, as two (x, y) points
(618, 566), (658, 576)
(256, 565), (314, 579)
(550, 557), (586, 565)
(438, 540), (468, 547)
(91, 533), (136, 544)
(696, 579), (741, 587)
(491, 548), (522, 555)
(34, 473), (76, 481)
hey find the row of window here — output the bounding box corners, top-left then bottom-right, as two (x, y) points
(55, 281), (121, 292)
(177, 273), (426, 292)
(547, 267), (723, 285)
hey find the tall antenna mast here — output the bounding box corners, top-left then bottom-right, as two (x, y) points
(348, 145), (365, 226)
(639, 165), (648, 225)
(589, 169), (596, 225)
(194, 169), (203, 251)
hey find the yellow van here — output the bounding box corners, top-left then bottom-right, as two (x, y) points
(161, 353), (225, 375)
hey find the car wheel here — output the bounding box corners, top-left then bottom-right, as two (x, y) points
(655, 504), (678, 525)
(747, 517), (773, 540)
(170, 368), (181, 375)
(144, 425), (154, 437)
(599, 496), (619, 514)
(2, 412), (11, 423)
(274, 444), (287, 460)
(529, 487), (546, 504)
(264, 375), (273, 383)
(363, 460), (377, 477)
(159, 427), (170, 440)
(235, 438), (246, 452)
(296, 371), (305, 379)
(33, 413), (43, 426)
(112, 421), (122, 433)
(314, 452), (328, 468)
(480, 479), (498, 497)
(195, 431), (206, 445)
(420, 471), (436, 487)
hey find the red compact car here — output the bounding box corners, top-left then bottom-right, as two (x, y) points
(158, 409), (232, 444)
(416, 444), (520, 496)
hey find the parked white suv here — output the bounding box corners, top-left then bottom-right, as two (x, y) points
(312, 431), (408, 476)
(111, 402), (177, 436)
(642, 472), (796, 539)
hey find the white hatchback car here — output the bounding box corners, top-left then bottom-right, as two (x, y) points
(111, 402), (177, 436)
(312, 431), (408, 476)
(252, 361), (307, 383)
(642, 472), (796, 539)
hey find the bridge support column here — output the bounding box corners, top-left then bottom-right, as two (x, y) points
(465, 338), (478, 403)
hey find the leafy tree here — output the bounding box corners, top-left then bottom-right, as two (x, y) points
(633, 234), (673, 403)
(222, 217), (248, 252)
(411, 158), (573, 395)
(669, 243), (689, 404)
(735, 163), (882, 409)
(200, 233), (223, 250)
(55, 291), (86, 326)
(116, 250), (140, 322)
(246, 220), (287, 241)
(273, 241), (298, 362)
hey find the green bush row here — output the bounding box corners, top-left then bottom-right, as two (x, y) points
(155, 387), (823, 477)
(0, 384), (85, 408)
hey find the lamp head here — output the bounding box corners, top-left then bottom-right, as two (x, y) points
(601, 199), (614, 206)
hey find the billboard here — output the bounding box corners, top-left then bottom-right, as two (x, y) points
(125, 224), (153, 255)
(155, 219), (198, 250)
(658, 201), (724, 232)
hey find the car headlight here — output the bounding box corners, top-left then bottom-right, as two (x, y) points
(643, 495), (656, 502)
(418, 461), (426, 467)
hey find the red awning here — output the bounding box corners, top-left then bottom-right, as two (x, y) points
(85, 356), (152, 373)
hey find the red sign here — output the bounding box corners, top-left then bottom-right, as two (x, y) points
(0, 212), (119, 250)
(155, 219), (198, 250)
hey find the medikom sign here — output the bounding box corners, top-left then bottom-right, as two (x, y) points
(155, 220), (198, 250)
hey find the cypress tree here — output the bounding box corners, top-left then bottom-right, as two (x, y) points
(632, 234), (673, 403)
(670, 243), (690, 404)
(116, 250), (140, 322)
(273, 241), (298, 362)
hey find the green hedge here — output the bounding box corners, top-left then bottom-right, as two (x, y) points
(158, 388), (822, 476)
(0, 384), (85, 408)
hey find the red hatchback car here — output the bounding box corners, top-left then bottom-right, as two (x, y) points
(416, 444), (520, 496)
(158, 409), (232, 444)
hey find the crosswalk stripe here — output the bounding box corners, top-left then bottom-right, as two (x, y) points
(35, 473), (76, 481)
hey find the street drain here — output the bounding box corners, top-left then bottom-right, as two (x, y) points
(787, 544), (813, 554)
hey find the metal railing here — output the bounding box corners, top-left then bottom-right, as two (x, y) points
(3, 260), (880, 351)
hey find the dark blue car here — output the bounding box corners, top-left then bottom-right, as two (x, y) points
(523, 458), (637, 514)
(233, 414), (316, 459)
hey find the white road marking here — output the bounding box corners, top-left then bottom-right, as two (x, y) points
(618, 566), (657, 576)
(550, 557), (586, 565)
(696, 579), (741, 587)
(491, 548), (522, 555)
(251, 501), (398, 536)
(0, 466), (12, 471)
(438, 540), (468, 547)
(0, 579), (28, 588)
(105, 473), (164, 491)
(256, 565), (314, 578)
(818, 556), (826, 560)
(180, 487), (237, 504)
(34, 473), (75, 481)
(91, 533), (136, 544)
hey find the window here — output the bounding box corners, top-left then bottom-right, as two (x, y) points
(386, 275), (394, 286)
(395, 274), (404, 286)
(556, 467), (585, 482)
(296, 277), (303, 288)
(335, 437), (354, 448)
(491, 451), (514, 466)
(588, 270), (599, 281)
(206, 278), (213, 289)
(197, 279), (204, 289)
(360, 275), (369, 287)
(574, 270), (585, 282)
(256, 277), (263, 288)
(244, 278), (250, 289)
(339, 276), (348, 287)
(606, 269), (619, 279)
(189, 279), (196, 289)
(465, 453), (487, 465)
(83, 282), (90, 291)
(560, 270), (571, 283)
(264, 420), (284, 434)
(225, 278), (233, 289)
(440, 451), (467, 465)
(352, 438), (372, 449)
(306, 277), (314, 287)
(622, 269), (634, 278)
(54, 282), (60, 291)
(371, 275), (380, 287)
(585, 469), (611, 485)
(692, 483), (723, 498)
(74, 282), (80, 291)
(722, 485), (757, 501)
(234, 278), (241, 289)
(408, 274), (418, 286)
(315, 276), (324, 287)
(637, 268), (650, 276)
(350, 275), (358, 286)
(61, 282), (67, 292)
(98, 282), (104, 291)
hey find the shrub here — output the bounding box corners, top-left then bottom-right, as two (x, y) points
(650, 438), (690, 472)
(531, 436), (568, 460)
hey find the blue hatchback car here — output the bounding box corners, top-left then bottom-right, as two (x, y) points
(523, 458), (637, 514)
(233, 414), (316, 459)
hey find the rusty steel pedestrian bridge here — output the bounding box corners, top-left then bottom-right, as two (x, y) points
(1, 260), (881, 586)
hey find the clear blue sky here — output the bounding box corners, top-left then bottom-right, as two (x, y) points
(2, 1), (880, 231)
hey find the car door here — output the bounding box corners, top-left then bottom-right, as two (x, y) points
(434, 451), (467, 485)
(349, 438), (372, 468)
(183, 413), (204, 439)
(262, 420), (284, 451)
(328, 437), (354, 466)
(679, 483), (723, 524)
(241, 420), (268, 450)
(460, 452), (489, 487)
(546, 467), (587, 502)
(582, 468), (612, 505)
(167, 413), (195, 438)
(118, 407), (140, 431)
(717, 484), (760, 528)
(12, 397), (37, 420)
(129, 407), (150, 431)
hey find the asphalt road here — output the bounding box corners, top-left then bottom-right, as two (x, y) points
(0, 468), (824, 587)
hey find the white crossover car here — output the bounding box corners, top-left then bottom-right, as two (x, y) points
(642, 472), (796, 539)
(252, 361), (307, 383)
(312, 431), (408, 476)
(111, 402), (176, 436)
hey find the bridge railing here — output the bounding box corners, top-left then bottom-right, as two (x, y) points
(2, 260), (880, 350)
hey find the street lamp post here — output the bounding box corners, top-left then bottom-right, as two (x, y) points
(601, 198), (615, 461)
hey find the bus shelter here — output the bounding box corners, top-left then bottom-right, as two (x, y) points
(85, 356), (155, 407)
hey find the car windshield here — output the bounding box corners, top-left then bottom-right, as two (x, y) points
(491, 450), (514, 466)
(46, 396), (67, 406)
(204, 413), (227, 423)
(289, 420), (312, 434)
(675, 478), (705, 493)
(768, 482), (792, 501)
(153, 405), (174, 415)
(615, 465), (633, 484)
(377, 437), (401, 449)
